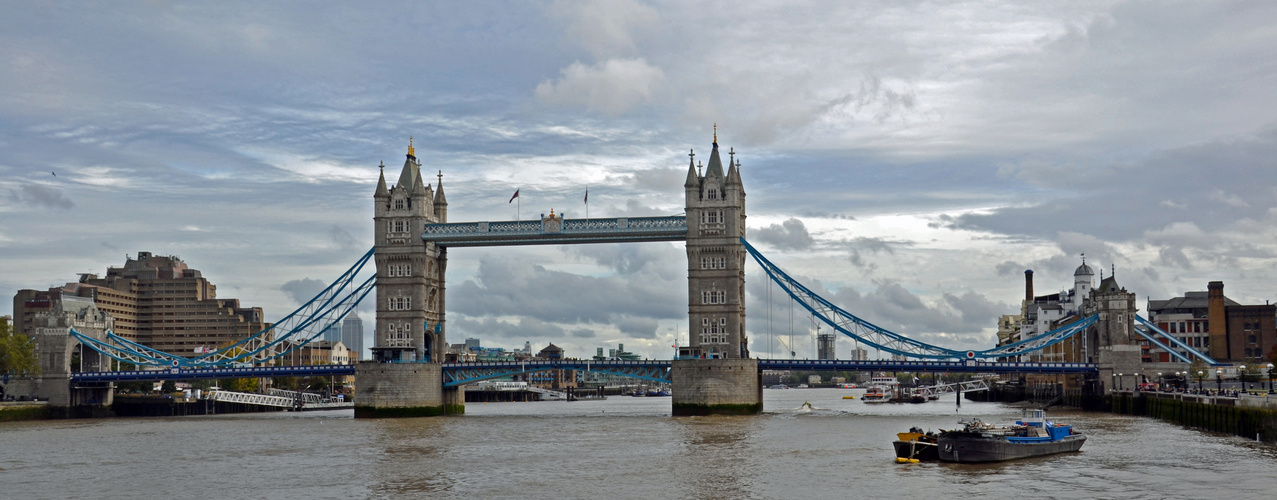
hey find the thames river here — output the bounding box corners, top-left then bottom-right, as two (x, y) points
(2, 390), (1275, 499)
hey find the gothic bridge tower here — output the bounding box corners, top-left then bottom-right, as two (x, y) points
(672, 127), (761, 416)
(358, 138), (462, 418)
(371, 138), (449, 363)
(683, 127), (748, 359)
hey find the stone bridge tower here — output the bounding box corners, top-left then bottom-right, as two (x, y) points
(683, 128), (748, 359)
(672, 128), (761, 417)
(370, 138), (449, 363)
(1084, 272), (1140, 392)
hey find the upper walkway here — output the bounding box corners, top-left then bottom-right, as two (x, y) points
(421, 216), (687, 247)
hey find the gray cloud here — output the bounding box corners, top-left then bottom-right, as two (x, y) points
(451, 254), (685, 325)
(280, 278), (327, 305)
(11, 183), (74, 209)
(752, 218), (815, 250)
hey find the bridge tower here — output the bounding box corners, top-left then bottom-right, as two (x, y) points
(672, 128), (761, 416)
(1085, 272), (1140, 393)
(682, 129), (748, 359)
(357, 139), (462, 418)
(370, 138), (448, 363)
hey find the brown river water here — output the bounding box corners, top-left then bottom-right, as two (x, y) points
(2, 389), (1274, 499)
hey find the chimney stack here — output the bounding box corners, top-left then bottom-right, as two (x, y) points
(1207, 281), (1227, 361)
(1025, 270), (1035, 304)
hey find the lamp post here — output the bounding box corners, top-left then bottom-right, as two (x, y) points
(1267, 363), (1274, 394)
(1240, 365), (1247, 392)
(1158, 372), (1163, 392)
(1214, 369), (1221, 392)
(1197, 371), (1204, 392)
(1117, 373), (1124, 391)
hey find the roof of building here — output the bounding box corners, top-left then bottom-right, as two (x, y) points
(1149, 290), (1241, 312)
(1074, 262), (1094, 276)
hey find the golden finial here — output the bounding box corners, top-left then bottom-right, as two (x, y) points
(713, 123), (717, 144)
(408, 136), (415, 157)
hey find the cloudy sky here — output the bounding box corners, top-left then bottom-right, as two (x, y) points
(4, 1), (1276, 360)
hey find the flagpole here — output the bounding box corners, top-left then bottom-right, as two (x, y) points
(585, 185), (589, 220)
(518, 192), (521, 221)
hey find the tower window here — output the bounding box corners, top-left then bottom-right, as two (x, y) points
(707, 188), (718, 200)
(394, 199), (405, 210)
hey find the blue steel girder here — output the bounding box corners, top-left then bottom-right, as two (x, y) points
(443, 360), (672, 387)
(70, 364), (357, 383)
(1133, 315), (1223, 365)
(758, 359), (1097, 374)
(742, 237), (1097, 360)
(422, 216), (688, 247)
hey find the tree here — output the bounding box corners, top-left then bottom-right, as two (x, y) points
(161, 380), (177, 393)
(0, 319), (40, 376)
(224, 377), (259, 393)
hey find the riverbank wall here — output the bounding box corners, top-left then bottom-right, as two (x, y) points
(1064, 390), (1277, 444)
(0, 402), (50, 421)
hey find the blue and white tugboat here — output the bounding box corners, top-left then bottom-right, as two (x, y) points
(936, 409), (1085, 463)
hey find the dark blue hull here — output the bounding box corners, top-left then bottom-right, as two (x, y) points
(937, 432), (1086, 462)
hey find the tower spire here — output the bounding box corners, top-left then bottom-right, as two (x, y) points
(408, 136), (415, 158)
(713, 123), (717, 145)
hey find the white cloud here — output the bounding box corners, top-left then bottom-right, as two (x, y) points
(535, 58), (665, 115)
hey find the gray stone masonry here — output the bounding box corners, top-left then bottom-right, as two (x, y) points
(354, 362), (464, 418)
(671, 358), (762, 416)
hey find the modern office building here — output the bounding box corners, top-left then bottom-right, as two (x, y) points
(12, 251), (270, 357)
(341, 314), (364, 360)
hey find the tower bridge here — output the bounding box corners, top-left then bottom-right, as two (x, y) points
(32, 130), (1221, 417)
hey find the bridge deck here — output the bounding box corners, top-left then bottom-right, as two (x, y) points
(70, 359), (1096, 383)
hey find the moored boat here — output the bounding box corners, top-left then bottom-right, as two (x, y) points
(936, 409), (1085, 463)
(893, 427), (939, 462)
(861, 386), (892, 404)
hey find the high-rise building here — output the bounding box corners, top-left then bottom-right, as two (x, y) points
(341, 314), (364, 360)
(817, 333), (836, 360)
(323, 321), (343, 344)
(12, 252), (270, 357)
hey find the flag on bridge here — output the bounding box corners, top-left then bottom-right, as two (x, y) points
(584, 187), (588, 204)
(509, 189), (519, 203)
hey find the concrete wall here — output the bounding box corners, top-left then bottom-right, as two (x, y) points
(671, 358), (761, 416)
(353, 362), (463, 418)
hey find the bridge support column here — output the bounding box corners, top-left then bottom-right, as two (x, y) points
(671, 359), (761, 416)
(354, 362), (465, 418)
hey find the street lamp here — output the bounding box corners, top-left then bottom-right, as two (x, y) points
(1117, 373), (1124, 391)
(1240, 365), (1247, 392)
(1158, 372), (1163, 392)
(1197, 371), (1204, 392)
(1267, 363), (1274, 394)
(1215, 369), (1222, 392)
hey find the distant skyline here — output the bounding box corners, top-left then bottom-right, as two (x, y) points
(4, 2), (1277, 360)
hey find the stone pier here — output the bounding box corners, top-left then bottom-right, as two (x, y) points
(354, 362), (464, 418)
(671, 358), (762, 416)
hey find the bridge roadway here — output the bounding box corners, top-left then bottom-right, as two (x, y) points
(71, 359), (1096, 384)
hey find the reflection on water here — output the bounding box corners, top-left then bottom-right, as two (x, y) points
(1, 391), (1274, 499)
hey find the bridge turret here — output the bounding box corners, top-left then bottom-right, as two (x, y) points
(372, 138), (447, 364)
(434, 170), (448, 223)
(683, 128), (748, 360)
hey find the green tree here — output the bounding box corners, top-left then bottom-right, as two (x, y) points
(224, 377), (259, 392)
(161, 380), (177, 393)
(0, 319), (40, 376)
